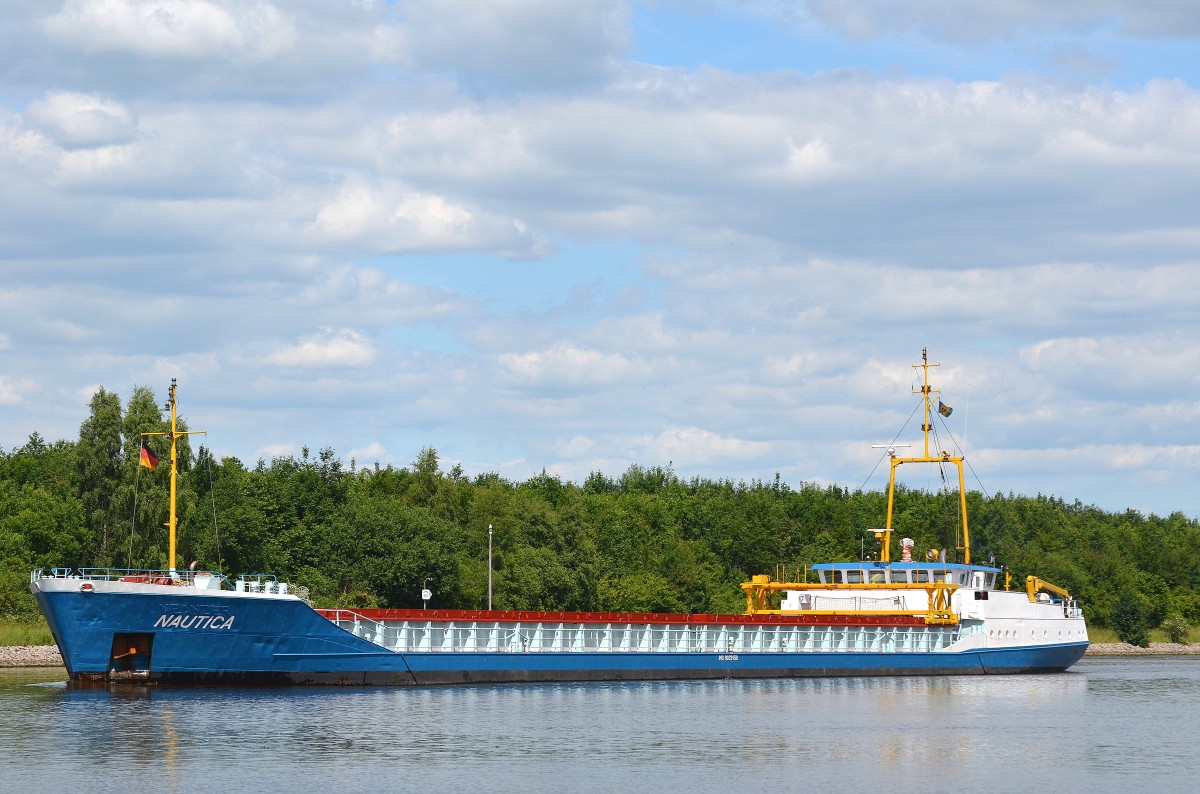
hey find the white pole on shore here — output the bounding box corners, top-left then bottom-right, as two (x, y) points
(488, 523), (493, 610)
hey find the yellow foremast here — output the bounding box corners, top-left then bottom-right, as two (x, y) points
(879, 348), (970, 564)
(141, 379), (206, 578)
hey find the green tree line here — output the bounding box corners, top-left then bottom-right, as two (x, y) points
(3, 385), (1198, 647)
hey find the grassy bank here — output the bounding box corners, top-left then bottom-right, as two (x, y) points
(1087, 626), (1200, 645)
(0, 618), (53, 646)
(1087, 626), (1120, 643)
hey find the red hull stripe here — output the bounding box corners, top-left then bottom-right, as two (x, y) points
(317, 607), (927, 628)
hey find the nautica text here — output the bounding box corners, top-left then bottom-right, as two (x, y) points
(154, 614), (235, 630)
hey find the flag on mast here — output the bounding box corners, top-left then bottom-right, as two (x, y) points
(937, 400), (953, 418)
(139, 441), (159, 472)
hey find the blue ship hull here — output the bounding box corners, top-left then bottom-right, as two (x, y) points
(33, 584), (1087, 687)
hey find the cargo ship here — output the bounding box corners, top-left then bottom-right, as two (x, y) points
(31, 352), (1088, 685)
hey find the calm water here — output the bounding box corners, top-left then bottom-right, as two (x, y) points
(1, 657), (1196, 793)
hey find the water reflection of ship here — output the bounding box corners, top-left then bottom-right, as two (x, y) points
(63, 684), (180, 778)
(873, 672), (1089, 772)
(734, 673), (1090, 774)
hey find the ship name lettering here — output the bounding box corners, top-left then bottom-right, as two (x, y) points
(153, 614), (235, 630)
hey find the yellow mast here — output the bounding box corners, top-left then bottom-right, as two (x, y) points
(142, 379), (206, 578)
(879, 349), (970, 564)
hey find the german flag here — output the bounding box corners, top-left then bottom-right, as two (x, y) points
(139, 441), (159, 472)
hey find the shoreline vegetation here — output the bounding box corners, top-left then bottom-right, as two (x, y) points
(2, 643), (1197, 670)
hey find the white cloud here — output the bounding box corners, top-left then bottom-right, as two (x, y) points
(396, 0), (629, 89)
(24, 92), (137, 149)
(0, 376), (36, 406)
(556, 435), (596, 458)
(346, 441), (388, 464)
(311, 182), (470, 243)
(1020, 333), (1200, 398)
(293, 264), (468, 325)
(254, 442), (297, 460)
(0, 117), (54, 172)
(265, 328), (375, 368)
(979, 443), (1200, 489)
(43, 0), (295, 62)
(308, 180), (547, 257)
(361, 73), (1200, 266)
(767, 0), (1200, 43)
(631, 426), (774, 465)
(497, 343), (645, 388)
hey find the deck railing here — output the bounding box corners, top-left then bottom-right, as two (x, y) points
(32, 567), (234, 586)
(315, 608), (962, 655)
(31, 567), (309, 602)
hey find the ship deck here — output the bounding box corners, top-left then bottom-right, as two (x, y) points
(316, 607), (963, 655)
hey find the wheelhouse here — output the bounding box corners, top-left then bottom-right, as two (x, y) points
(810, 563), (1001, 590)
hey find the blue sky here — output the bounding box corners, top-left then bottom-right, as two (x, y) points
(2, 0), (1200, 518)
